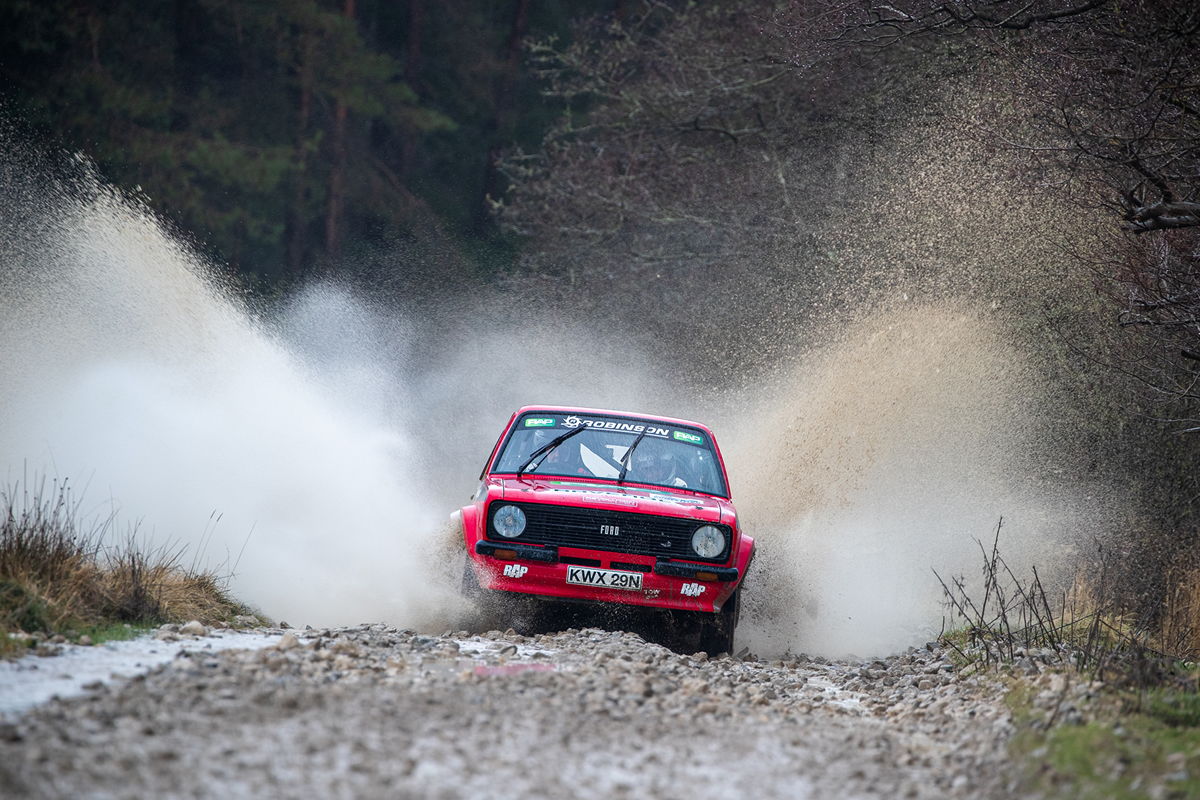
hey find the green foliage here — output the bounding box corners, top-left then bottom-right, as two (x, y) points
(1143, 688), (1200, 729)
(1011, 690), (1200, 798)
(0, 0), (610, 284)
(72, 622), (155, 645)
(0, 577), (50, 636)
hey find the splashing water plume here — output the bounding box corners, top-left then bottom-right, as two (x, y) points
(1, 134), (1107, 653)
(0, 164), (453, 629)
(0, 140), (674, 630)
(726, 306), (1098, 657)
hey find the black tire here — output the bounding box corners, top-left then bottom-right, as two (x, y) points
(461, 560), (483, 599)
(698, 590), (739, 656)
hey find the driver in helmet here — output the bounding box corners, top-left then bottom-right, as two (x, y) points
(632, 442), (687, 487)
(545, 442), (585, 474)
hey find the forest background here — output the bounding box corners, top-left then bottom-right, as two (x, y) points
(3, 0), (1200, 652)
(0, 0), (619, 287)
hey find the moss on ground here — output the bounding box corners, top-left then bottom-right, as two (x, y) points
(1010, 678), (1200, 797)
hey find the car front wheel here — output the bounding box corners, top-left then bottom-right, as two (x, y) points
(698, 590), (739, 656)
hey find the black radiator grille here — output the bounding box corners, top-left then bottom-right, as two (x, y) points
(486, 502), (730, 563)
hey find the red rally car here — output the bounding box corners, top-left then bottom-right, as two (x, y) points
(458, 406), (754, 654)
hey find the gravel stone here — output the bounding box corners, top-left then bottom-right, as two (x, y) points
(275, 632), (301, 652)
(0, 628), (1017, 798)
(178, 621), (208, 637)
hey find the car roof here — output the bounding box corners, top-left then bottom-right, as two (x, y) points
(512, 405), (716, 435)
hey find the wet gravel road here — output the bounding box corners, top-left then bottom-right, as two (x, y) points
(0, 625), (1018, 799)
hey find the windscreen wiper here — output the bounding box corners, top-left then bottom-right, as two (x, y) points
(516, 425), (588, 479)
(617, 429), (648, 485)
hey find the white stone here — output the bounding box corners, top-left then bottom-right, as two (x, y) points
(179, 621), (208, 637)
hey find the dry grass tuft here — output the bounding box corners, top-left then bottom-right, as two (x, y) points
(939, 519), (1200, 691)
(1158, 564), (1200, 661)
(0, 476), (249, 646)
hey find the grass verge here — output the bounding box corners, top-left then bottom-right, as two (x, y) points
(0, 475), (257, 658)
(939, 519), (1200, 796)
(1008, 681), (1200, 797)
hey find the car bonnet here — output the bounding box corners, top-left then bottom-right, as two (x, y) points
(495, 477), (727, 525)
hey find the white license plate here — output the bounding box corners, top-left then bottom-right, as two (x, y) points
(565, 566), (644, 591)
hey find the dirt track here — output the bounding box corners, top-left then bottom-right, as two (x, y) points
(0, 625), (1018, 799)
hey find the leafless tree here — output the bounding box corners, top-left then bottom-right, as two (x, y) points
(495, 2), (800, 267)
(491, 0), (1069, 372)
(777, 0), (1200, 422)
(789, 1), (1200, 226)
(1089, 229), (1200, 426)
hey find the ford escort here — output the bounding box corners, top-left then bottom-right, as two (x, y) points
(457, 406), (753, 654)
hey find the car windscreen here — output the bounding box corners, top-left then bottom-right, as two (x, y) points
(491, 413), (727, 496)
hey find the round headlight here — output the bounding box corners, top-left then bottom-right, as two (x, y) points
(691, 525), (726, 558)
(492, 505), (527, 538)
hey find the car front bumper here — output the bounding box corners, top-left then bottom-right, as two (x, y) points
(467, 543), (737, 613)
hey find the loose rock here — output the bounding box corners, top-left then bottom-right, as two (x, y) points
(179, 621), (208, 637)
(275, 632), (301, 652)
(0, 627), (1015, 798)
